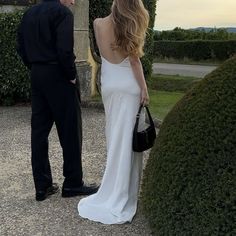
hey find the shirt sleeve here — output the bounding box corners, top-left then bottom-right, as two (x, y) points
(55, 12), (76, 81)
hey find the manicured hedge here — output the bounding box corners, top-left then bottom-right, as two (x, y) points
(89, 0), (156, 80)
(141, 0), (156, 80)
(89, 0), (113, 60)
(154, 40), (236, 61)
(0, 10), (30, 105)
(141, 56), (236, 235)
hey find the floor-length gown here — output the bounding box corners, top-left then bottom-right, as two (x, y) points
(78, 56), (145, 224)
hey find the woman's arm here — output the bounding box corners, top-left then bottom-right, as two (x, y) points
(129, 55), (149, 105)
(93, 18), (101, 47)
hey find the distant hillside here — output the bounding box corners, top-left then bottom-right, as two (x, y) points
(192, 27), (236, 33)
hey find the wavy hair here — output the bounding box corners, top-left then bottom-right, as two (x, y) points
(111, 0), (149, 57)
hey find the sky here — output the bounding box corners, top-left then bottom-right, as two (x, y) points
(154, 0), (236, 30)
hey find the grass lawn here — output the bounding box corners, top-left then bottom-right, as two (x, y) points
(152, 74), (199, 81)
(148, 74), (198, 120)
(149, 90), (184, 120)
(148, 74), (200, 92)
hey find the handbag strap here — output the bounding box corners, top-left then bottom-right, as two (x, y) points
(134, 105), (155, 131)
(144, 106), (155, 127)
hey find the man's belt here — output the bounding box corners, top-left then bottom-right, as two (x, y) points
(32, 61), (59, 65)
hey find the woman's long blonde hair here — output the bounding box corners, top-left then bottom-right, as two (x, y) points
(111, 0), (149, 57)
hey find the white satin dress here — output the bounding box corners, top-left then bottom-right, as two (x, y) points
(78, 56), (145, 224)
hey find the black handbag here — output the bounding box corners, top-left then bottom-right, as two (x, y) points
(133, 105), (157, 152)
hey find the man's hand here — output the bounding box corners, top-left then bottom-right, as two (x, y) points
(70, 79), (76, 84)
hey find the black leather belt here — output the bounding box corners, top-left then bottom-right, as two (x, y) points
(32, 61), (59, 65)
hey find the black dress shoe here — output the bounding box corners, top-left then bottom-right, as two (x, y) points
(62, 183), (99, 198)
(36, 183), (59, 201)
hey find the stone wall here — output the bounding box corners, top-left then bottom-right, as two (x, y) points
(72, 0), (89, 62)
(72, 0), (93, 100)
(0, 0), (34, 13)
(0, 5), (23, 13)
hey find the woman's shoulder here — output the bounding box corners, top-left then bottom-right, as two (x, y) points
(93, 18), (103, 27)
(93, 18), (103, 34)
(93, 16), (111, 27)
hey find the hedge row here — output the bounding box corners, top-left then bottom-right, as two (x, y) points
(154, 28), (236, 41)
(0, 11), (30, 105)
(154, 40), (236, 61)
(89, 0), (156, 80)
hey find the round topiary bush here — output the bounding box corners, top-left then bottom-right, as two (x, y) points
(141, 56), (236, 235)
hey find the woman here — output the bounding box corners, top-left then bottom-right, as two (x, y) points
(78, 0), (149, 224)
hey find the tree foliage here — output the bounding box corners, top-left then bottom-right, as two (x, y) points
(154, 27), (236, 41)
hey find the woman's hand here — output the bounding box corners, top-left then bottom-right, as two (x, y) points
(140, 88), (149, 106)
(70, 79), (76, 84)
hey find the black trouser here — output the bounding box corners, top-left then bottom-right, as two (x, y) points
(30, 64), (83, 192)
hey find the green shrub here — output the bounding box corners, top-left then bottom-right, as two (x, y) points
(141, 0), (156, 80)
(89, 0), (113, 58)
(0, 10), (30, 105)
(89, 0), (156, 80)
(154, 40), (236, 61)
(141, 56), (236, 235)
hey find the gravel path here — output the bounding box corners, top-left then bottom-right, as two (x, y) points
(0, 106), (152, 236)
(153, 63), (217, 78)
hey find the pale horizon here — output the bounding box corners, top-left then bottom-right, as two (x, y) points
(154, 0), (236, 31)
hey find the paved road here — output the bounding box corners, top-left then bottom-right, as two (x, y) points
(153, 63), (217, 78)
(0, 106), (151, 236)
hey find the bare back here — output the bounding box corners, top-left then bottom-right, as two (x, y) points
(93, 16), (128, 64)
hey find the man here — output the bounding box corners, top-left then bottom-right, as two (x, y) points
(17, 0), (98, 201)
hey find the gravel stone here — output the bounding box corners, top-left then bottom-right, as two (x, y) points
(0, 106), (152, 236)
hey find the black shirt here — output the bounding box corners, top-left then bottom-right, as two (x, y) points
(17, 0), (76, 81)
